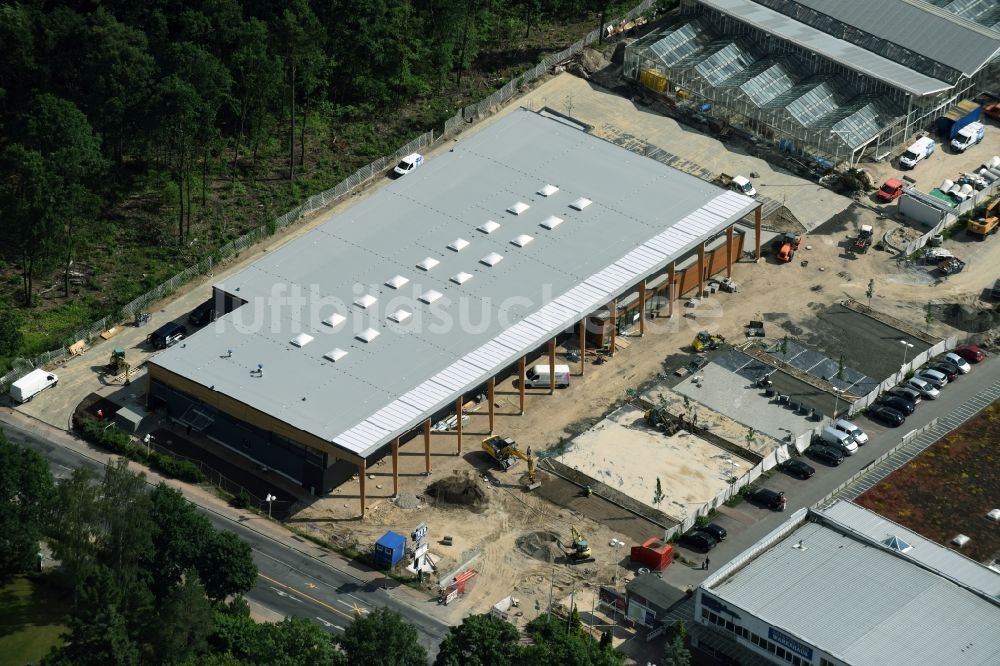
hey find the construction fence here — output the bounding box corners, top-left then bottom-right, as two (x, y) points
(1, 0), (657, 394)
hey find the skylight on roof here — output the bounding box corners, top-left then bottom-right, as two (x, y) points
(540, 215), (563, 230)
(356, 328), (380, 343)
(419, 289), (443, 304)
(324, 348), (348, 362)
(354, 294), (377, 309)
(480, 252), (503, 267)
(322, 313), (346, 328)
(448, 238), (470, 252)
(385, 275), (409, 289)
(388, 309), (412, 323)
(478, 220), (500, 234)
(538, 184), (559, 197)
(451, 272), (473, 285)
(511, 234), (534, 247)
(417, 257), (439, 271)
(570, 197), (592, 211)
(290, 333), (314, 348)
(507, 202), (530, 215)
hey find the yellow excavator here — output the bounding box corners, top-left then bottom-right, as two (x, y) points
(107, 348), (133, 384)
(481, 435), (537, 484)
(968, 197), (999, 239)
(692, 330), (725, 353)
(568, 526), (595, 564)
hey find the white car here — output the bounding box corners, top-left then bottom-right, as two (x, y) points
(907, 377), (940, 400)
(943, 352), (971, 374)
(393, 153), (424, 177)
(731, 175), (757, 197)
(834, 419), (868, 445)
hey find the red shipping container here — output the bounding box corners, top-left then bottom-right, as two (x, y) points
(629, 538), (673, 571)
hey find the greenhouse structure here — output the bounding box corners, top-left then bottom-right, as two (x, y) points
(624, 0), (1000, 167)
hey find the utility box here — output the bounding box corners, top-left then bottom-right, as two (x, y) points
(374, 531), (406, 569)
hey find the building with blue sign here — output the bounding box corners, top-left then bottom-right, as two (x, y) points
(694, 501), (1000, 665)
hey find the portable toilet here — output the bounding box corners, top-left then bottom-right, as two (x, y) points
(374, 531), (406, 569)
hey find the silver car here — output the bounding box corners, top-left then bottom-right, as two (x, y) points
(907, 377), (940, 399)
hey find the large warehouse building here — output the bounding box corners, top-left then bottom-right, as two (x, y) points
(145, 108), (761, 514)
(695, 500), (1000, 665)
(625, 0), (1000, 166)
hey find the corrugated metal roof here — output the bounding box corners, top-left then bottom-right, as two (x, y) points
(818, 500), (1000, 599)
(705, 514), (1000, 665)
(149, 109), (757, 459)
(700, 0), (952, 95)
(788, 0), (1000, 76)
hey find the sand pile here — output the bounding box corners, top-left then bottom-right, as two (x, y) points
(426, 473), (489, 512)
(516, 531), (564, 563)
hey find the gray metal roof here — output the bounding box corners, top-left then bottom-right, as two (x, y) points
(704, 512), (1000, 665)
(818, 500), (1000, 599)
(700, 0), (952, 95)
(789, 0), (1000, 76)
(150, 109), (756, 459)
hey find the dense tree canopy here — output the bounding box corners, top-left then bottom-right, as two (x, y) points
(0, 429), (55, 582)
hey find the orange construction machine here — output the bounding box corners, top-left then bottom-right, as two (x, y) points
(772, 233), (801, 263)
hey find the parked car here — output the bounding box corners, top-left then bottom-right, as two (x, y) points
(188, 299), (217, 327)
(833, 419), (868, 445)
(927, 363), (958, 382)
(888, 386), (922, 405)
(779, 459), (816, 479)
(954, 345), (986, 363)
(807, 444), (845, 466)
(942, 352), (972, 374)
(146, 322), (187, 350)
(907, 377), (940, 399)
(877, 395), (915, 416)
(679, 530), (717, 552)
(876, 179), (904, 202)
(748, 488), (787, 511)
(868, 404), (905, 427)
(392, 152), (424, 177)
(699, 523), (728, 542)
(914, 368), (948, 389)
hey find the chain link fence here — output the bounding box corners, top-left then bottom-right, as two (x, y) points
(2, 1), (655, 393)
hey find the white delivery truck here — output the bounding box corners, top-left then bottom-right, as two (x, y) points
(899, 137), (935, 168)
(950, 122), (985, 152)
(10, 369), (59, 403)
(524, 364), (571, 388)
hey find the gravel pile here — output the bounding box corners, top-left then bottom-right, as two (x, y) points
(394, 493), (421, 509)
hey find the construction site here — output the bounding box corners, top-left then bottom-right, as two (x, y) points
(13, 31), (1000, 657)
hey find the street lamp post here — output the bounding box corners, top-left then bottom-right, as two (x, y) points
(143, 434), (154, 457)
(832, 388), (845, 419)
(900, 339), (914, 369)
(265, 493), (276, 518)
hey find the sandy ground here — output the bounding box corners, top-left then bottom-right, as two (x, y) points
(557, 404), (753, 522)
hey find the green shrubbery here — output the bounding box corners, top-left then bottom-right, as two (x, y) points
(78, 417), (205, 484)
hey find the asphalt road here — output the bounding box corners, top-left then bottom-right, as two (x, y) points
(665, 354), (1000, 589)
(2, 421), (450, 655)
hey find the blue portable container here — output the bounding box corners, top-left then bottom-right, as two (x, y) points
(374, 531), (406, 569)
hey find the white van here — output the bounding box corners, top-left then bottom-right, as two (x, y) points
(524, 364), (571, 388)
(820, 426), (858, 456)
(392, 153), (424, 177)
(10, 369), (59, 404)
(731, 175), (757, 197)
(950, 122), (985, 152)
(833, 419), (868, 445)
(900, 137), (935, 168)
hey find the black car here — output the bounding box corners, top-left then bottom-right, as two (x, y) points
(779, 459), (815, 480)
(699, 523), (727, 541)
(888, 387), (922, 405)
(188, 299), (217, 327)
(878, 395), (915, 416)
(146, 322), (187, 350)
(807, 444), (845, 466)
(928, 363), (958, 381)
(868, 404), (905, 427)
(679, 530), (717, 552)
(748, 488), (786, 511)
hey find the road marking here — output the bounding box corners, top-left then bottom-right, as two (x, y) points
(307, 582), (317, 589)
(314, 616), (344, 631)
(258, 573), (356, 621)
(336, 598), (369, 614)
(269, 586), (304, 603)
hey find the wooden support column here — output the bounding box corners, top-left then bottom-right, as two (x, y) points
(726, 225), (735, 278)
(548, 338), (556, 394)
(455, 397), (463, 455)
(518, 357), (526, 414)
(639, 281), (647, 336)
(609, 299), (617, 355)
(358, 461), (366, 518)
(667, 262), (676, 318)
(697, 242), (706, 298)
(392, 437), (400, 497)
(487, 377), (495, 434)
(755, 206), (762, 260)
(578, 319), (586, 376)
(423, 419), (431, 473)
